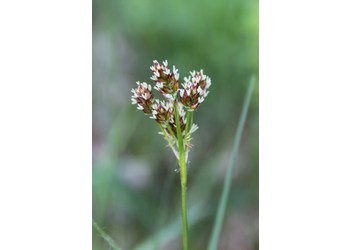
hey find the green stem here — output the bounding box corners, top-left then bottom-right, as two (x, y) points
(174, 102), (189, 250)
(185, 111), (192, 136)
(190, 112), (193, 129)
(180, 171), (188, 250)
(92, 219), (122, 250)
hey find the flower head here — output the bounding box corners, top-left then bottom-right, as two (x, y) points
(179, 70), (211, 111)
(132, 60), (211, 162)
(131, 81), (155, 114)
(150, 60), (180, 99)
(150, 100), (174, 125)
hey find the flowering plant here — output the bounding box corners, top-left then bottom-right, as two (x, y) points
(131, 60), (211, 250)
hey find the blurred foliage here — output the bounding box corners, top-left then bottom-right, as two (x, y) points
(93, 0), (258, 249)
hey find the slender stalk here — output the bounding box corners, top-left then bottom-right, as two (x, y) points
(174, 102), (189, 250)
(190, 112), (193, 129)
(184, 111), (194, 153)
(185, 111), (192, 136)
(92, 219), (122, 250)
(180, 157), (188, 250)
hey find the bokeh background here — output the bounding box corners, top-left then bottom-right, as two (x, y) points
(92, 0), (258, 249)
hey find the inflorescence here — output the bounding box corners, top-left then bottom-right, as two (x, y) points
(131, 60), (211, 162)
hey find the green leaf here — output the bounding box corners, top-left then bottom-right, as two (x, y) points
(208, 76), (256, 250)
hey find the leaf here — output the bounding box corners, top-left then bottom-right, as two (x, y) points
(208, 76), (256, 250)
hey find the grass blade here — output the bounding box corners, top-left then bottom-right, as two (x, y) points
(93, 219), (122, 250)
(208, 76), (256, 250)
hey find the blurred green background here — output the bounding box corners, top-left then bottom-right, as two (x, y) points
(92, 0), (258, 249)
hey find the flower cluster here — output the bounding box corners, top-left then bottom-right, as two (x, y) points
(150, 60), (180, 99)
(131, 81), (155, 114)
(131, 60), (211, 160)
(179, 70), (211, 111)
